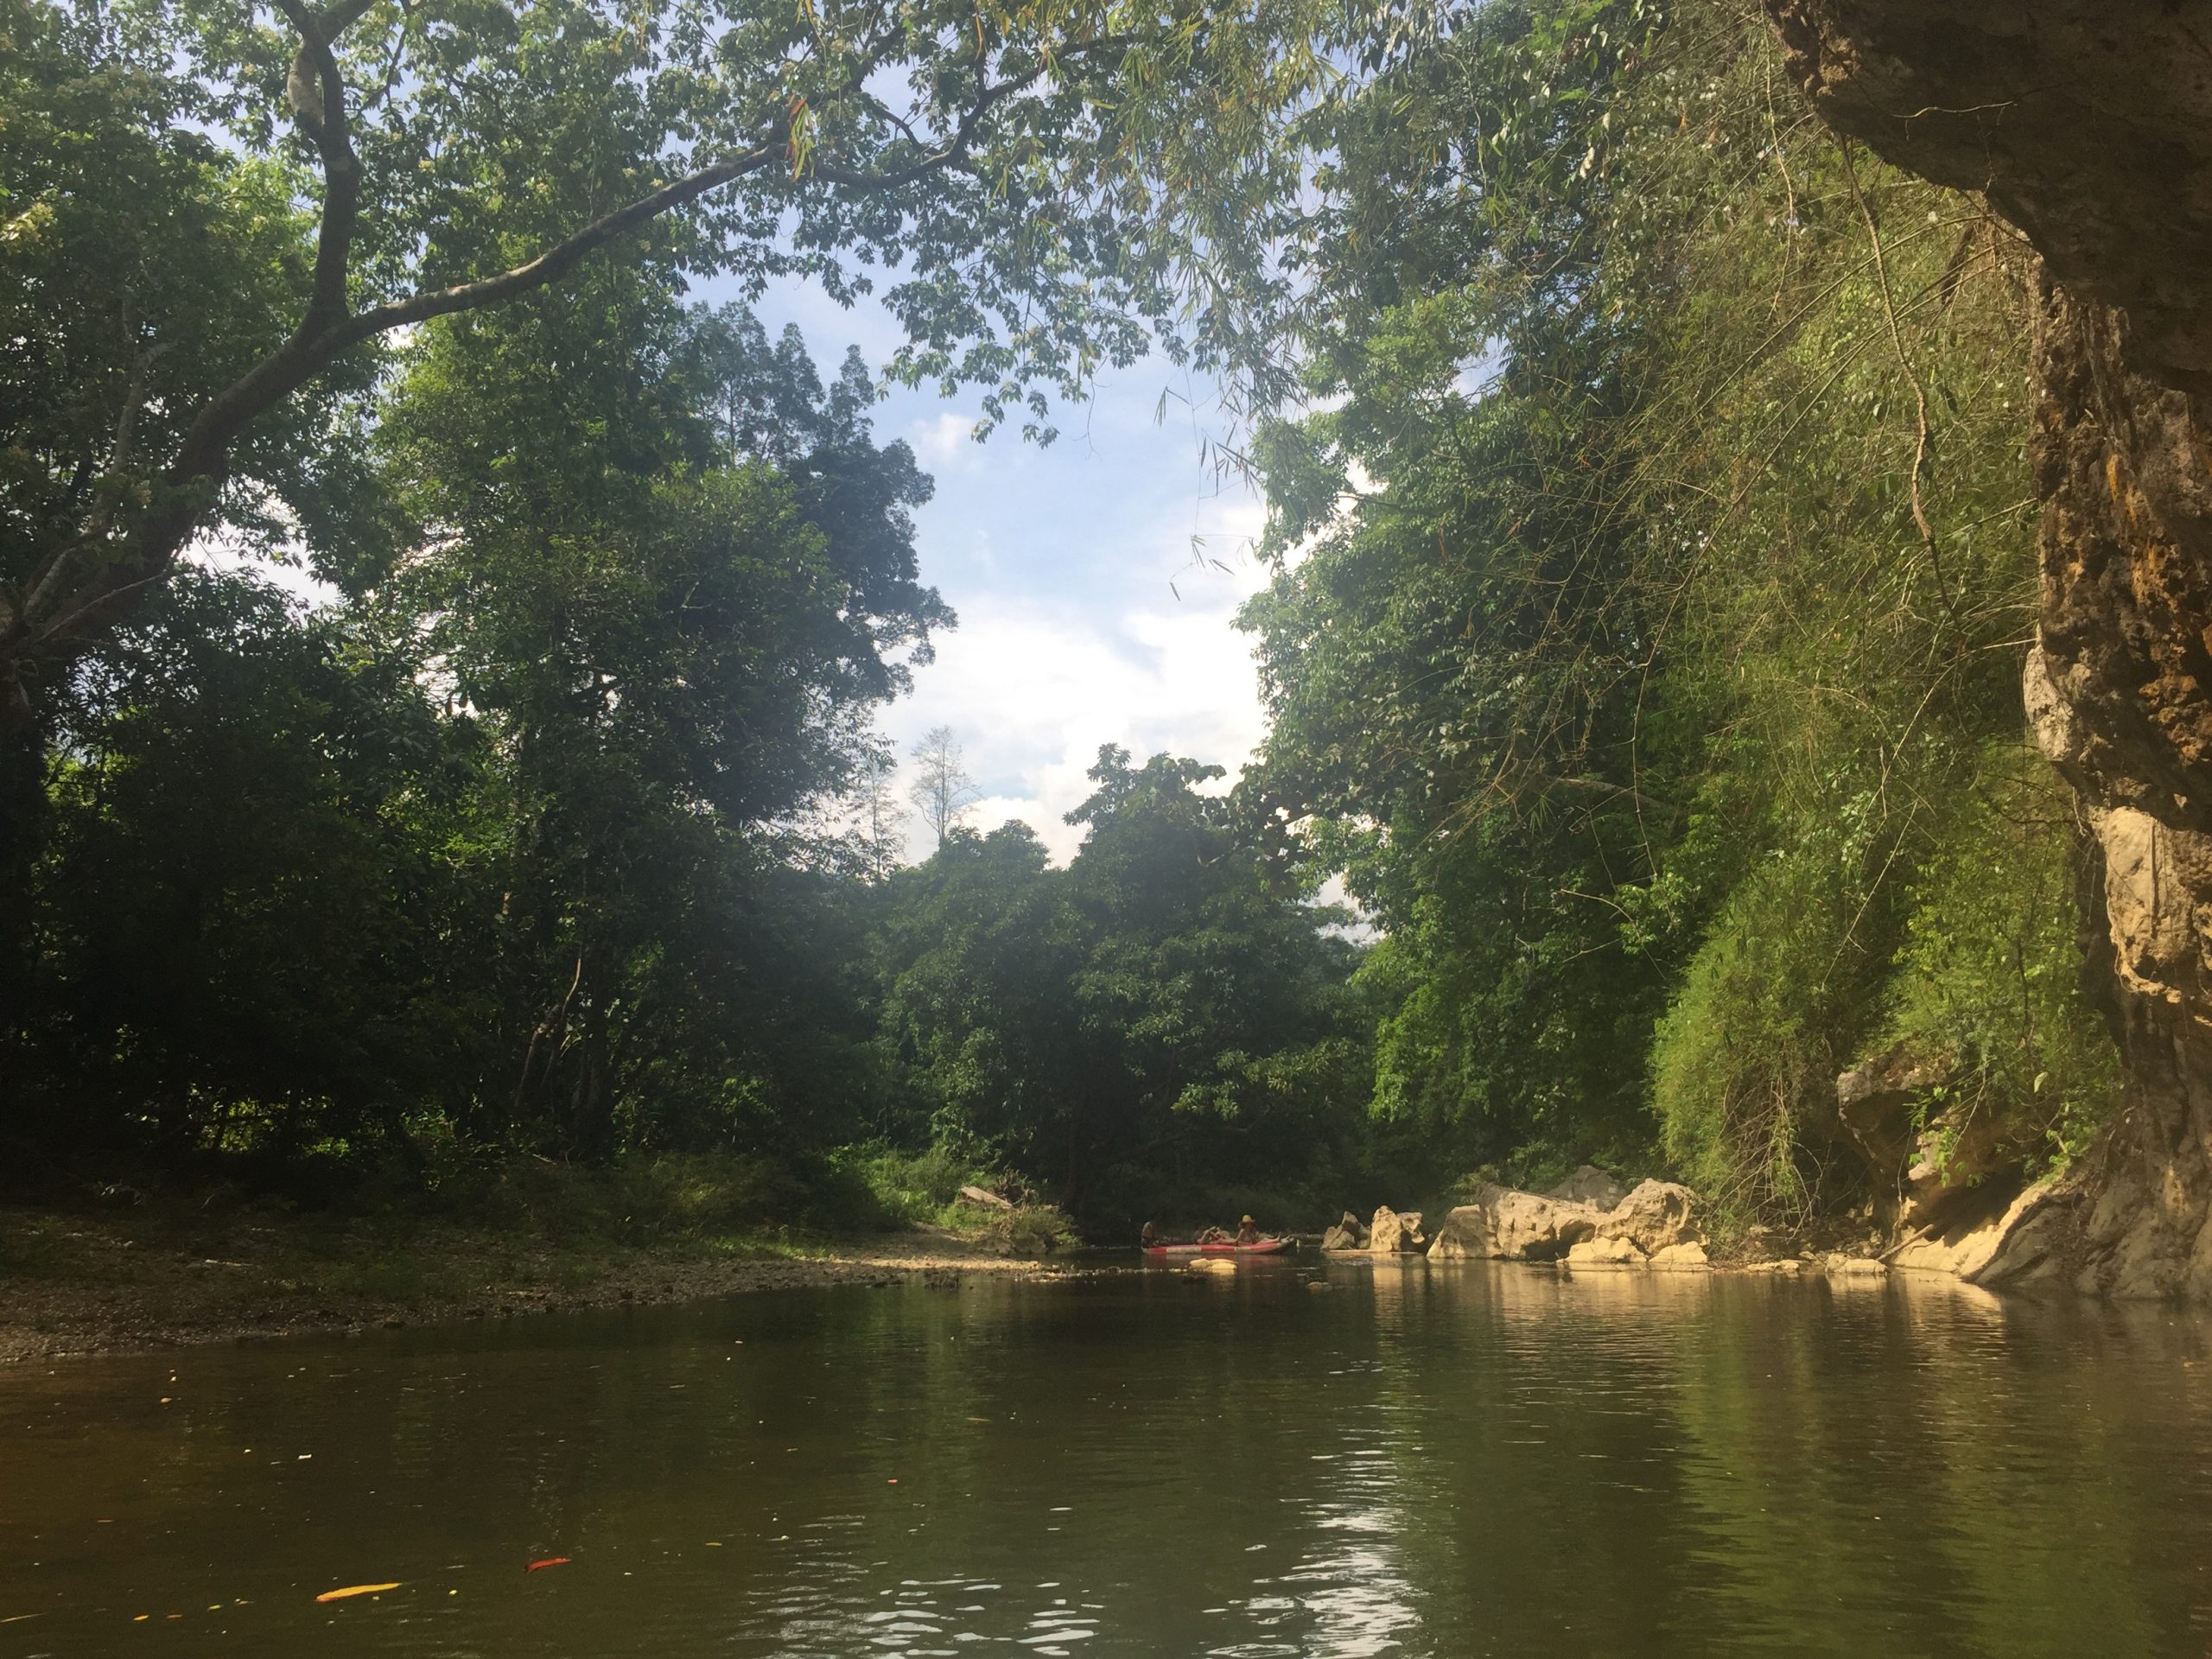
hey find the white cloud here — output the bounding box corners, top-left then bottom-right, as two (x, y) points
(184, 528), (340, 611)
(887, 545), (1274, 865)
(909, 410), (982, 467)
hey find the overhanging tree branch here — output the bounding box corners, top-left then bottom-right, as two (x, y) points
(0, 16), (1146, 722)
(276, 0), (365, 338)
(336, 146), (781, 344)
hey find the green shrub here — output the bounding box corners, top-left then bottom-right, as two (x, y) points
(857, 1141), (997, 1225)
(976, 1203), (1075, 1257)
(1653, 744), (2126, 1227)
(1883, 753), (2123, 1174)
(1651, 817), (1889, 1230)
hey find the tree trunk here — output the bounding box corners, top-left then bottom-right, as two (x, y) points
(0, 717), (48, 1156)
(1764, 0), (2212, 1294)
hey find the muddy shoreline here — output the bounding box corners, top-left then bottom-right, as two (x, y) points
(0, 1209), (1109, 1365)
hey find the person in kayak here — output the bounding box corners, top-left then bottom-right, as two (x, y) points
(1141, 1222), (1160, 1249)
(1235, 1214), (1260, 1245)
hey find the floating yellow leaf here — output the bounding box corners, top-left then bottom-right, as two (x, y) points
(315, 1583), (400, 1603)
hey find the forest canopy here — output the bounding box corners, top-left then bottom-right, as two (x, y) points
(0, 0), (2122, 1242)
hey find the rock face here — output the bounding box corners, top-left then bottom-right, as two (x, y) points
(1368, 1207), (1427, 1255)
(1430, 1179), (1704, 1263)
(1544, 1166), (1628, 1211)
(2019, 305), (2212, 1296)
(1765, 0), (2212, 1300)
(1600, 1181), (1703, 1255)
(1899, 1113), (2017, 1235)
(1890, 1178), (2072, 1285)
(1430, 1185), (1599, 1262)
(1319, 1211), (1370, 1252)
(1834, 1045), (1948, 1193)
(1834, 1046), (2031, 1237)
(1764, 2), (2212, 390)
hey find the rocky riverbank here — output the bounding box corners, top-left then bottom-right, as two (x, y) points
(1322, 1165), (2056, 1287)
(1319, 1171), (1712, 1273)
(5, 1160), (2071, 1367)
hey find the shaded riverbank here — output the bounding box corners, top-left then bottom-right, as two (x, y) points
(0, 1206), (1092, 1364)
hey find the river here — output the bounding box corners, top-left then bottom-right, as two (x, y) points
(4, 1259), (2212, 1656)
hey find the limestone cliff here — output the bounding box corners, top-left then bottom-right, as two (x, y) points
(1766, 1), (2212, 1295)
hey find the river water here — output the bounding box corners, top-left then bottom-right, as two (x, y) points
(5, 1259), (2212, 1656)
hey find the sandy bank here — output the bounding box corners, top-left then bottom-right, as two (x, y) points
(0, 1209), (1108, 1365)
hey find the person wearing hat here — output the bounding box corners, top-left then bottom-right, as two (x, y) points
(1234, 1214), (1259, 1245)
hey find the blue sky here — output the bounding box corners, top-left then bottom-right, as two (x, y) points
(746, 272), (1280, 864)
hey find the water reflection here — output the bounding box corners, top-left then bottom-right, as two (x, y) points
(4, 1264), (2212, 1656)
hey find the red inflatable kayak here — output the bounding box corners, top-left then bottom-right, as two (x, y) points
(1141, 1239), (1290, 1256)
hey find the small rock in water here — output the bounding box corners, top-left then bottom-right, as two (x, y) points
(1565, 1236), (1647, 1269)
(1826, 1255), (1888, 1279)
(1319, 1211), (1369, 1251)
(1368, 1207), (1427, 1254)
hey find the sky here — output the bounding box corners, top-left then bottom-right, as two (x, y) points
(742, 273), (1280, 865)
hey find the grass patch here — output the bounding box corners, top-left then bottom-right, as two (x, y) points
(852, 1142), (1072, 1255)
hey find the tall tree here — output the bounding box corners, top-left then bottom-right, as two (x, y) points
(1240, 0), (2119, 1217)
(907, 726), (982, 846)
(849, 750), (908, 883)
(376, 270), (944, 1155)
(8, 284), (938, 1167)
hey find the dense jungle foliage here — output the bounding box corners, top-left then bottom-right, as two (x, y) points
(1241, 0), (2120, 1222)
(0, 0), (2123, 1238)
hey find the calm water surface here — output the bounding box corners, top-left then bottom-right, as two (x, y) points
(6, 1261), (2212, 1656)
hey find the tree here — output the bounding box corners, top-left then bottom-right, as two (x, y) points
(0, 0), (1348, 737)
(372, 270), (946, 1155)
(1058, 745), (1374, 1221)
(11, 567), (475, 1164)
(7, 279), (942, 1167)
(875, 821), (1087, 1157)
(1239, 0), (2119, 1214)
(874, 745), (1379, 1228)
(0, 0), (383, 906)
(849, 749), (908, 883)
(907, 726), (982, 846)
